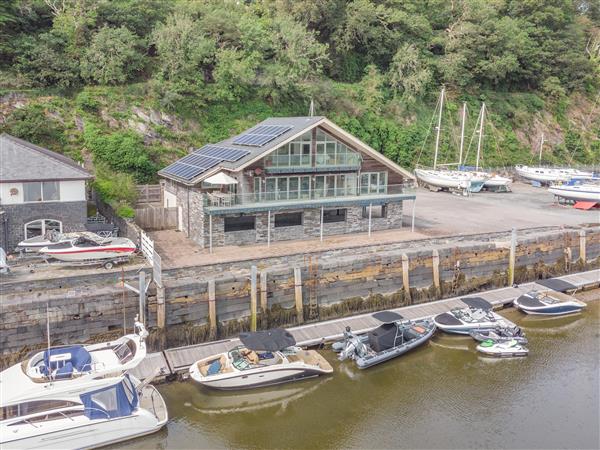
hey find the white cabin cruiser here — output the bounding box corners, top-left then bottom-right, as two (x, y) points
(513, 291), (586, 316)
(39, 235), (136, 262)
(189, 329), (333, 390)
(0, 320), (168, 449)
(16, 231), (105, 253)
(433, 297), (509, 335)
(548, 182), (600, 203)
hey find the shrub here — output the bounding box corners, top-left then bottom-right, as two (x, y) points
(75, 91), (100, 112)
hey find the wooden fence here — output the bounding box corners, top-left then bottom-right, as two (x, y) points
(136, 184), (162, 205)
(134, 205), (178, 230)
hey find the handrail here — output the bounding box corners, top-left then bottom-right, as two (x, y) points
(83, 407), (111, 420)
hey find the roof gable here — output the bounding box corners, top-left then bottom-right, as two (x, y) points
(0, 134), (92, 182)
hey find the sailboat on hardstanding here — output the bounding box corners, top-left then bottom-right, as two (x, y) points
(414, 88), (488, 193)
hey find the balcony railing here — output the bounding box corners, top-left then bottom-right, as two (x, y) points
(264, 153), (362, 170)
(204, 183), (416, 208)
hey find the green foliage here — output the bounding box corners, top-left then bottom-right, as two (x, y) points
(75, 90), (100, 112)
(92, 163), (138, 217)
(81, 26), (145, 85)
(83, 124), (157, 182)
(388, 43), (432, 102)
(0, 104), (66, 151)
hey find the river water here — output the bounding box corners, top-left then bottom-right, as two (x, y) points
(124, 302), (599, 449)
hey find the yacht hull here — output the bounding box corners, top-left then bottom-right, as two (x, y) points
(547, 185), (600, 202)
(513, 294), (586, 316)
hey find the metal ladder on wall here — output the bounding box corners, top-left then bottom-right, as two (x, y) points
(305, 256), (319, 320)
(451, 260), (461, 294)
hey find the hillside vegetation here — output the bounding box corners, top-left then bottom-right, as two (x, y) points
(1, 0), (599, 213)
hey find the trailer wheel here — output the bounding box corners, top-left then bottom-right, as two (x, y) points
(104, 261), (114, 270)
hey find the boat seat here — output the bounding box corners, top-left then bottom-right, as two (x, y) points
(244, 351), (259, 364)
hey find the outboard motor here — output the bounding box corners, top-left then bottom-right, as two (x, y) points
(338, 327), (367, 361)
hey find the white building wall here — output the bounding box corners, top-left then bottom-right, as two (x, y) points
(163, 189), (177, 207)
(0, 182), (24, 205)
(59, 180), (86, 202)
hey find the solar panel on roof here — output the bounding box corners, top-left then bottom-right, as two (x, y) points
(178, 153), (221, 170)
(162, 161), (206, 181)
(195, 145), (250, 162)
(232, 125), (292, 147)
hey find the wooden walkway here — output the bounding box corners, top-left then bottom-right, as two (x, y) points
(130, 269), (600, 381)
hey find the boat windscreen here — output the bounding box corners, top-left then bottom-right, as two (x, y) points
(461, 297), (493, 310)
(516, 293), (545, 308)
(372, 310), (403, 323)
(239, 328), (296, 351)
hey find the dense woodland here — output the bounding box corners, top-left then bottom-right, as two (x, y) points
(1, 0), (599, 215)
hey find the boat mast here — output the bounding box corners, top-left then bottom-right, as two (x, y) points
(539, 133), (544, 164)
(459, 102), (466, 167)
(475, 103), (485, 170)
(433, 87), (445, 170)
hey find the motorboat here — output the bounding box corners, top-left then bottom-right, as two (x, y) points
(39, 235), (136, 262)
(189, 328), (333, 390)
(433, 297), (509, 335)
(469, 326), (528, 345)
(16, 231), (105, 253)
(23, 319), (149, 382)
(548, 182), (600, 203)
(513, 291), (586, 316)
(476, 339), (529, 357)
(337, 311), (436, 369)
(0, 320), (168, 449)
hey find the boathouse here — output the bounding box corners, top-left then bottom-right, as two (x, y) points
(158, 116), (416, 248)
(0, 134), (92, 251)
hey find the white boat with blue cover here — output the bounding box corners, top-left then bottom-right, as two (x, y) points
(337, 311), (436, 369)
(513, 291), (586, 316)
(433, 297), (509, 335)
(0, 320), (168, 449)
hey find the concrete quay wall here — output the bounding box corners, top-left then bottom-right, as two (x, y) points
(1, 226), (598, 358)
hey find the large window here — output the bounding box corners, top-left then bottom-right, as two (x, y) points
(360, 172), (387, 194)
(265, 132), (312, 168)
(1, 400), (79, 420)
(362, 205), (387, 218)
(264, 176), (311, 201)
(23, 182), (60, 202)
(315, 130), (360, 167)
(314, 174), (357, 198)
(24, 219), (62, 239)
(274, 212), (303, 228)
(224, 215), (255, 232)
(323, 209), (346, 223)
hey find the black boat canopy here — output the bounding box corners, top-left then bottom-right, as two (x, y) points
(461, 297), (493, 310)
(372, 311), (404, 323)
(239, 328), (296, 351)
(516, 293), (545, 308)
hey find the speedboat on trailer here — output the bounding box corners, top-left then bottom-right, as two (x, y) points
(189, 328), (332, 390)
(433, 297), (508, 335)
(16, 231), (105, 253)
(513, 291), (586, 316)
(337, 311), (436, 369)
(0, 320), (167, 449)
(469, 326), (528, 345)
(39, 235), (136, 262)
(476, 339), (529, 358)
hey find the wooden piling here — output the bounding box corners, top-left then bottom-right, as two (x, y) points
(156, 286), (166, 330)
(401, 254), (411, 302)
(208, 279), (217, 336)
(260, 270), (268, 313)
(250, 266), (258, 332)
(579, 229), (587, 263)
(294, 267), (304, 324)
(508, 228), (517, 286)
(432, 249), (440, 293)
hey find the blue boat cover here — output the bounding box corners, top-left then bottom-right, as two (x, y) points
(42, 345), (92, 376)
(80, 375), (138, 420)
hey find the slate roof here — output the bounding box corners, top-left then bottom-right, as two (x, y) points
(0, 134), (92, 182)
(159, 116), (415, 185)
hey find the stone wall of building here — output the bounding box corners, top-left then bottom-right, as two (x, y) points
(2, 225), (598, 356)
(164, 181), (205, 247)
(1, 201), (87, 251)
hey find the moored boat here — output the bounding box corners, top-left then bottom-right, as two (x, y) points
(469, 326), (528, 345)
(39, 235), (136, 262)
(189, 328), (333, 390)
(513, 291), (586, 316)
(433, 297), (508, 335)
(16, 231), (105, 253)
(337, 311), (436, 369)
(476, 339), (529, 358)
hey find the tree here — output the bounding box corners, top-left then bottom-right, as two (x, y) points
(81, 25), (145, 85)
(0, 104), (66, 151)
(213, 48), (259, 101)
(359, 65), (385, 113)
(388, 43), (432, 102)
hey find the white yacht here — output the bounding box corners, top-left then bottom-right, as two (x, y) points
(548, 182), (600, 203)
(0, 320), (168, 449)
(189, 329), (333, 390)
(433, 298), (510, 335)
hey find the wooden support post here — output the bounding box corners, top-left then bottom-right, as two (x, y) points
(294, 267), (304, 324)
(368, 203), (372, 237)
(156, 286), (166, 330)
(209, 215), (213, 253)
(432, 249), (440, 293)
(508, 227), (517, 286)
(401, 254), (411, 302)
(579, 229), (587, 263)
(250, 266), (258, 332)
(260, 270), (268, 313)
(208, 279), (217, 336)
(564, 247), (572, 271)
(411, 198), (416, 233)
